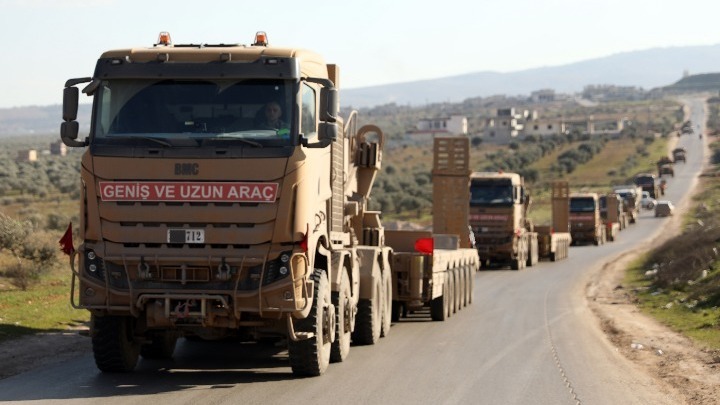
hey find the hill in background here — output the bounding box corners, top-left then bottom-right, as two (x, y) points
(342, 43), (720, 107)
(1, 43), (719, 136)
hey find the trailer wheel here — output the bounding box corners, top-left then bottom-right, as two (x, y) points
(330, 268), (351, 363)
(527, 237), (539, 267)
(140, 330), (178, 360)
(430, 272), (448, 321)
(391, 301), (402, 322)
(352, 266), (382, 345)
(289, 269), (332, 376)
(467, 265), (474, 305)
(380, 267), (392, 337)
(450, 269), (458, 314)
(91, 315), (141, 372)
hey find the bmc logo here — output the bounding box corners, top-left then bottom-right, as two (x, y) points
(175, 163), (199, 175)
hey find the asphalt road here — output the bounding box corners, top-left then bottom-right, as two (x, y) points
(0, 99), (707, 405)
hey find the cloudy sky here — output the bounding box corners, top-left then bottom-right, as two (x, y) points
(0, 0), (718, 108)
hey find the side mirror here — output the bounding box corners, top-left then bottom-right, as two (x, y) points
(319, 87), (338, 123)
(63, 87), (79, 121)
(301, 122), (337, 149)
(61, 81), (89, 147)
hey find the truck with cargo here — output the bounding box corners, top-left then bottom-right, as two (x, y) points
(672, 147), (687, 163)
(634, 173), (660, 199)
(469, 171), (539, 270)
(657, 156), (674, 177)
(599, 193), (624, 241)
(569, 192), (606, 245)
(612, 185), (641, 224)
(60, 31), (395, 376)
(386, 137), (480, 321)
(533, 182), (572, 262)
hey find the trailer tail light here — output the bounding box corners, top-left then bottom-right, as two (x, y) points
(414, 237), (434, 254)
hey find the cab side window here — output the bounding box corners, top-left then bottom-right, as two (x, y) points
(301, 84), (317, 136)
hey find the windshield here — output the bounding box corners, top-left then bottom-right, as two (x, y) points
(92, 79), (295, 146)
(570, 197), (596, 213)
(470, 181), (514, 206)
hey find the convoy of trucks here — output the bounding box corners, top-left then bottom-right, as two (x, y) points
(57, 31), (670, 377)
(569, 192), (606, 245)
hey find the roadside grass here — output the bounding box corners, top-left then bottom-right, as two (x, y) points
(622, 153), (720, 351)
(0, 261), (89, 343)
(624, 258), (720, 350)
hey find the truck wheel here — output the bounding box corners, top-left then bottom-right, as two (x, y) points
(352, 267), (382, 345)
(289, 269), (332, 376)
(527, 238), (539, 267)
(380, 267), (392, 338)
(91, 315), (141, 372)
(140, 330), (178, 360)
(430, 272), (448, 321)
(460, 266), (468, 308)
(330, 268), (351, 363)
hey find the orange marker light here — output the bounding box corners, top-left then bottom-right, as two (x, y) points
(253, 31), (268, 46)
(156, 31), (172, 46)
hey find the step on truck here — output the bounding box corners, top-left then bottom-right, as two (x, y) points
(534, 181), (571, 261)
(569, 192), (606, 246)
(60, 31), (394, 376)
(469, 171), (539, 270)
(385, 137), (479, 321)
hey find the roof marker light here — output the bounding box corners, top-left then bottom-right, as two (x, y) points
(156, 31), (172, 46)
(253, 31), (268, 46)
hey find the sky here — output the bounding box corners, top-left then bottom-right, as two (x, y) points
(0, 0), (719, 109)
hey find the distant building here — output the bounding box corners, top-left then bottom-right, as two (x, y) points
(523, 119), (565, 137)
(530, 89), (556, 103)
(412, 115), (468, 140)
(16, 149), (37, 162)
(50, 141), (67, 156)
(483, 108), (528, 144)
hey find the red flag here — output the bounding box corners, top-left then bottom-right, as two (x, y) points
(59, 222), (75, 256)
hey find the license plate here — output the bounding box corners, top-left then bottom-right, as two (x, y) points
(168, 229), (205, 244)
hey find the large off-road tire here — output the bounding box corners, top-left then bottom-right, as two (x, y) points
(91, 315), (141, 372)
(330, 268), (351, 363)
(140, 330), (178, 360)
(288, 269), (333, 376)
(430, 272), (449, 321)
(352, 267), (382, 345)
(380, 267), (393, 338)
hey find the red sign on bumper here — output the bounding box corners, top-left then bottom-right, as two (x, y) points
(99, 181), (279, 203)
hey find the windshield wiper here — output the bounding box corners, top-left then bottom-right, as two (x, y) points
(201, 136), (263, 148)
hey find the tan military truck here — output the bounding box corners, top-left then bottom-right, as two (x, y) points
(634, 173), (660, 199)
(385, 137), (479, 321)
(469, 171), (539, 270)
(534, 181), (572, 261)
(657, 156), (674, 177)
(569, 192), (606, 245)
(61, 31), (393, 376)
(672, 147), (687, 163)
(599, 193), (623, 242)
(612, 185), (641, 224)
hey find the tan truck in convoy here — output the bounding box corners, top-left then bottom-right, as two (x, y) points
(612, 185), (641, 224)
(534, 182), (572, 261)
(61, 31), (396, 376)
(599, 193), (624, 242)
(469, 171), (539, 270)
(386, 137), (479, 321)
(569, 192), (606, 245)
(672, 147), (687, 163)
(657, 156), (675, 178)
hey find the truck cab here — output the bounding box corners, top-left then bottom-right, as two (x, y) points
(569, 193), (606, 246)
